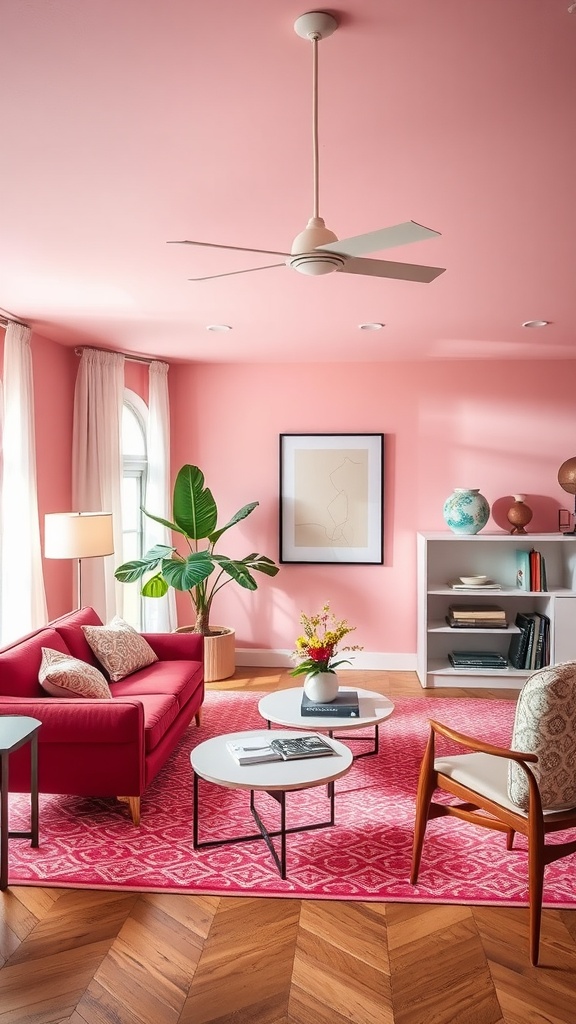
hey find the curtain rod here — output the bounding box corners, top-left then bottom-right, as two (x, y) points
(74, 346), (157, 366)
(0, 310), (29, 329)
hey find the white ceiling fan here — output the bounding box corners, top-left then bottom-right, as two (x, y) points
(170, 11), (445, 285)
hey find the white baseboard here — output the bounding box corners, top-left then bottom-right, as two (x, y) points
(234, 648), (417, 672)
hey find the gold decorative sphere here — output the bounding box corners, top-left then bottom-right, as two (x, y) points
(558, 457), (576, 495)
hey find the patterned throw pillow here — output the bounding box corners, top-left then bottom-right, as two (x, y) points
(508, 662), (576, 811)
(82, 615), (158, 682)
(39, 648), (112, 699)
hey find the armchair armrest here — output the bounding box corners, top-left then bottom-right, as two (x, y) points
(428, 718), (538, 766)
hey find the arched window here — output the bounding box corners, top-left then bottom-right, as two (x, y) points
(121, 389), (148, 628)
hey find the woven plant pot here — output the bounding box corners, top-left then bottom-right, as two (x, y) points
(175, 625), (235, 682)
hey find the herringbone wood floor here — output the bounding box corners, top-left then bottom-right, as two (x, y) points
(2, 668), (576, 1024)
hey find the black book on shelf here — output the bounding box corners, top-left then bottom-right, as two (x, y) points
(508, 611), (536, 669)
(449, 651), (508, 667)
(534, 613), (550, 669)
(301, 691), (360, 717)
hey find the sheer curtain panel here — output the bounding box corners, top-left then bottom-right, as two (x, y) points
(72, 348), (124, 622)
(0, 323), (47, 643)
(143, 360), (176, 631)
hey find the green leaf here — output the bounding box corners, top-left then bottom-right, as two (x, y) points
(114, 545), (175, 583)
(212, 556), (258, 591)
(141, 574), (169, 598)
(162, 553), (214, 591)
(172, 465), (217, 539)
(140, 508), (188, 538)
(209, 502), (258, 545)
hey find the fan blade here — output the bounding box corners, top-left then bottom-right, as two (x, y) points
(317, 221), (441, 258)
(169, 239), (289, 258)
(338, 256), (445, 283)
(190, 263), (286, 282)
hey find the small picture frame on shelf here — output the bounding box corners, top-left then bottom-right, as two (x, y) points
(559, 509), (572, 532)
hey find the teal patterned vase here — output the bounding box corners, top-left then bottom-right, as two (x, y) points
(443, 488), (490, 535)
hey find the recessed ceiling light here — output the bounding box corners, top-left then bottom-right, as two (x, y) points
(358, 322), (385, 331)
(522, 320), (549, 328)
(206, 324), (232, 332)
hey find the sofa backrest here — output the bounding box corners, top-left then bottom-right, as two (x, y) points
(0, 627), (71, 697)
(52, 605), (104, 666)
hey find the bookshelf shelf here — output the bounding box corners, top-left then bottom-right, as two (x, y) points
(417, 532), (576, 689)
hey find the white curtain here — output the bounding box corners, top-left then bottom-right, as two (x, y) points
(143, 360), (176, 632)
(0, 322), (48, 643)
(72, 348), (124, 622)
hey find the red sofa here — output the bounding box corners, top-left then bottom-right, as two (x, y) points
(0, 607), (204, 824)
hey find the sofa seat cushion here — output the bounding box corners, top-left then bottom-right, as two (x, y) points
(110, 660), (203, 710)
(0, 628), (71, 697)
(137, 693), (180, 752)
(82, 617), (159, 681)
(39, 648), (112, 699)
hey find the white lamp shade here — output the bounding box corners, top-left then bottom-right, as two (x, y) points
(45, 512), (114, 559)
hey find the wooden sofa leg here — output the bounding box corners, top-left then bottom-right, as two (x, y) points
(195, 709), (202, 726)
(118, 796), (141, 826)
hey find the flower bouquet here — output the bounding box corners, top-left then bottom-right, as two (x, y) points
(290, 603), (362, 678)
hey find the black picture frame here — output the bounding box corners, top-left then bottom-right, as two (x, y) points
(279, 433), (384, 564)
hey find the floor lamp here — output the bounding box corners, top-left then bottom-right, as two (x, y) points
(44, 512), (114, 608)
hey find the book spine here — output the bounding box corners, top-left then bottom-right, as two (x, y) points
(300, 706), (359, 717)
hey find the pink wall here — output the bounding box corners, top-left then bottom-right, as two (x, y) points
(170, 360), (576, 658)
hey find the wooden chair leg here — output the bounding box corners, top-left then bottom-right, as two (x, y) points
(528, 820), (545, 967)
(506, 828), (515, 850)
(117, 796), (141, 826)
(411, 737), (438, 884)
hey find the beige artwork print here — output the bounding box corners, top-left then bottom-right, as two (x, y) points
(294, 448), (368, 548)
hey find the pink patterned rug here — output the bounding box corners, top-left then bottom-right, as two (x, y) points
(7, 691), (576, 905)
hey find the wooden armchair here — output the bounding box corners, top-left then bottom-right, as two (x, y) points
(410, 662), (576, 966)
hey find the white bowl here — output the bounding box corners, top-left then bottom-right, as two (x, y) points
(459, 575), (489, 586)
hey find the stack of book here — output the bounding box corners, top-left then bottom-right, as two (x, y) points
(446, 604), (508, 629)
(508, 611), (550, 670)
(300, 691), (360, 717)
(448, 651), (508, 670)
(516, 549), (548, 592)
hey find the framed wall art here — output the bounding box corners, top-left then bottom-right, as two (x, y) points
(279, 433), (384, 564)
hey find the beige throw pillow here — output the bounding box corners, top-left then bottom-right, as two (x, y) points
(82, 615), (158, 681)
(39, 648), (112, 699)
(508, 662), (576, 811)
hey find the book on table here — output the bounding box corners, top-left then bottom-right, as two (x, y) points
(226, 740), (283, 766)
(269, 735), (336, 760)
(300, 690), (360, 717)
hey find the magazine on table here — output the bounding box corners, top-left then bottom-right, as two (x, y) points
(269, 735), (336, 760)
(226, 740), (282, 766)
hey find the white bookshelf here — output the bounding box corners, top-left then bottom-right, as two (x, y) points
(417, 532), (576, 689)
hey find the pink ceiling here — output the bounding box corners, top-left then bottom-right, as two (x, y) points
(2, 0), (576, 364)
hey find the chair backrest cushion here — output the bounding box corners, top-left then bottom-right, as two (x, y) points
(508, 661), (576, 811)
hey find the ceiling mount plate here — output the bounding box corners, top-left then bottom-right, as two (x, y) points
(294, 11), (338, 40)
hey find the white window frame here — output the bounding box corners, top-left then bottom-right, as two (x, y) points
(121, 389), (148, 629)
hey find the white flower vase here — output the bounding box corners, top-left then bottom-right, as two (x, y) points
(303, 671), (339, 703)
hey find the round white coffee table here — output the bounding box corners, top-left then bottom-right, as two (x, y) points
(190, 728), (353, 879)
(258, 687), (395, 758)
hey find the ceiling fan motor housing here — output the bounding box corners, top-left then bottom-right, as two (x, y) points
(289, 216), (345, 275)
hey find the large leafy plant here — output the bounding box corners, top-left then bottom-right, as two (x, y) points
(114, 464), (279, 635)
